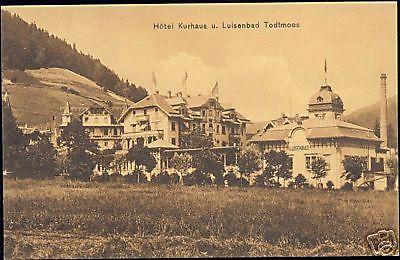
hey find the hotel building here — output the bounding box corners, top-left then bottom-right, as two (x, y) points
(250, 74), (392, 190)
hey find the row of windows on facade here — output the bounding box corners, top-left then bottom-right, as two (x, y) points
(263, 140), (375, 150)
(132, 120), (243, 135)
(171, 121), (243, 135)
(88, 127), (122, 136)
(85, 121), (242, 137)
(130, 106), (234, 120)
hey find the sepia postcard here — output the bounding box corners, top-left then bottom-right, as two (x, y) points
(2, 2), (399, 258)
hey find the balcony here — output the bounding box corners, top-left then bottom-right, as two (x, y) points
(123, 129), (164, 139)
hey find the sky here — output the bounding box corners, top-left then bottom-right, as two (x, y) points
(3, 3), (397, 122)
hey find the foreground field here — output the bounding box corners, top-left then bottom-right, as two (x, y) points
(3, 178), (399, 257)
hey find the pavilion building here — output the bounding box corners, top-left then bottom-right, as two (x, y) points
(250, 76), (391, 190)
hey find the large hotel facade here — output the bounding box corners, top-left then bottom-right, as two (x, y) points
(59, 87), (250, 172)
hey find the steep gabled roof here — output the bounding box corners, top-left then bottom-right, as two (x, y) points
(186, 95), (211, 108)
(118, 94), (178, 122)
(235, 111), (250, 122)
(79, 101), (113, 117)
(166, 96), (186, 106)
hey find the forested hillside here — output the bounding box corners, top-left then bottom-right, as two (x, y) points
(343, 95), (398, 148)
(1, 10), (147, 102)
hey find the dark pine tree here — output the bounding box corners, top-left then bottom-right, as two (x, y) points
(2, 98), (29, 177)
(57, 119), (99, 181)
(25, 132), (58, 179)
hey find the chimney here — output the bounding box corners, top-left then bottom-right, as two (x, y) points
(380, 73), (388, 148)
(167, 91), (172, 98)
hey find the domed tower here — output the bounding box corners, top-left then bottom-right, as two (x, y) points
(307, 85), (344, 120)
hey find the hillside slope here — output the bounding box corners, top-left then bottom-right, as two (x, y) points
(1, 10), (147, 102)
(343, 95), (398, 147)
(343, 95), (397, 130)
(2, 68), (134, 128)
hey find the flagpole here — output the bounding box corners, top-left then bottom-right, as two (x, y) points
(183, 70), (188, 97)
(324, 58), (327, 85)
(152, 72), (157, 94)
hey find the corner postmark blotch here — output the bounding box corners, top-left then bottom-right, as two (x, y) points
(367, 230), (398, 256)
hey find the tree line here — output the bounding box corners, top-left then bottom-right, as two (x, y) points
(1, 10), (147, 102)
(6, 99), (397, 191)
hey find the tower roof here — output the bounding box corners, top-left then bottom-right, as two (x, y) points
(308, 85), (344, 113)
(308, 85), (342, 105)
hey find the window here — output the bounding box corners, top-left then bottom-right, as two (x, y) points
(103, 128), (108, 136)
(171, 138), (176, 145)
(144, 109), (147, 115)
(222, 141), (227, 147)
(222, 125), (226, 135)
(208, 110), (213, 117)
(202, 110), (206, 117)
(132, 110), (136, 115)
(305, 155), (317, 170)
(148, 136), (153, 144)
(155, 107), (159, 112)
(202, 123), (206, 133)
(114, 128), (118, 136)
(192, 123), (196, 130)
(317, 96), (323, 103)
(209, 122), (213, 128)
(171, 121), (176, 131)
(217, 125), (220, 133)
(104, 141), (108, 147)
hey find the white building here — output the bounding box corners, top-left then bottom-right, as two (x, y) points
(251, 76), (392, 190)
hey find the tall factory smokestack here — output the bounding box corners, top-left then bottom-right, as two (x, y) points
(380, 73), (388, 148)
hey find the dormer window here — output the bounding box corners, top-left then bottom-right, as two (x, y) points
(317, 96), (323, 103)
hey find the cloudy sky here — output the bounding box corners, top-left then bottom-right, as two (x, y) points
(4, 3), (397, 122)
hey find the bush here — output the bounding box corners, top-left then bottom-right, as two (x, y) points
(183, 173), (196, 186)
(125, 169), (147, 184)
(109, 172), (124, 182)
(294, 174), (308, 189)
(326, 180), (334, 190)
(224, 171), (238, 187)
(170, 172), (180, 185)
(340, 182), (354, 191)
(151, 171), (171, 185)
(237, 177), (249, 187)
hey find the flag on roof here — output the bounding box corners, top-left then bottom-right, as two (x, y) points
(152, 72), (157, 87)
(211, 81), (218, 97)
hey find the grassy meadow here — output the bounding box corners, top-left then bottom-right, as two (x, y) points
(3, 178), (399, 257)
